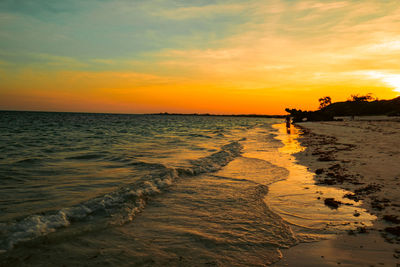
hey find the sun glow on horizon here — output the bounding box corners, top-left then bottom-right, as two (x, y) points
(364, 71), (400, 94)
(1, 0), (400, 114)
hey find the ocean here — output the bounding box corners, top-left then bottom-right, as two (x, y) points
(0, 111), (374, 266)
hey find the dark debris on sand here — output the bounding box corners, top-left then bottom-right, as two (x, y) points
(383, 215), (400, 224)
(343, 193), (359, 202)
(371, 197), (390, 211)
(343, 184), (382, 202)
(347, 227), (369, 235)
(315, 164), (360, 185)
(294, 124), (400, 246)
(383, 226), (400, 243)
(354, 184), (382, 195)
(324, 198), (342, 209)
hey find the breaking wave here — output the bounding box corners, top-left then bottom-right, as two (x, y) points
(0, 141), (243, 251)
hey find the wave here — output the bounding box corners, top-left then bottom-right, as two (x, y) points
(65, 154), (104, 160)
(0, 140), (243, 252)
(188, 133), (212, 139)
(14, 158), (43, 165)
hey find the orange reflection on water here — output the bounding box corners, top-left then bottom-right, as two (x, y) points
(278, 124), (305, 155)
(264, 123), (376, 239)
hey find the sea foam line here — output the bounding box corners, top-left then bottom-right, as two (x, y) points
(0, 140), (243, 251)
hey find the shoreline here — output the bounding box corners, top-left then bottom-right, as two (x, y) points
(275, 120), (400, 266)
(1, 119), (398, 266)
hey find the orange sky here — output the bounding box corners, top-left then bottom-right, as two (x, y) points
(1, 1), (400, 114)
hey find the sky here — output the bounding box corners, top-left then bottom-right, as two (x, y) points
(0, 0), (400, 114)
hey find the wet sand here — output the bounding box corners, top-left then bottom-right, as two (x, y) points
(275, 118), (400, 266)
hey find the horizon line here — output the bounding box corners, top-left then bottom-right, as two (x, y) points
(0, 109), (286, 117)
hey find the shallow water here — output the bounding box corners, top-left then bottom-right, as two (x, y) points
(0, 112), (375, 265)
(0, 112), (248, 221)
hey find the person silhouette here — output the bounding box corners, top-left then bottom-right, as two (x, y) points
(285, 115), (291, 134)
(285, 115), (291, 128)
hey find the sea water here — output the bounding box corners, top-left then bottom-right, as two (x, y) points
(0, 111), (374, 266)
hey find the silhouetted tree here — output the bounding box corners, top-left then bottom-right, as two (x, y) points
(286, 96), (400, 120)
(318, 96), (332, 109)
(285, 108), (334, 122)
(348, 93), (375, 102)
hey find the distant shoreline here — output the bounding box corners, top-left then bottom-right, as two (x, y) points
(0, 110), (285, 118)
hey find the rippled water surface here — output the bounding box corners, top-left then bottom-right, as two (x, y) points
(0, 111), (375, 266)
(0, 112), (260, 220)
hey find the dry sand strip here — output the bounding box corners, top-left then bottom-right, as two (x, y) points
(275, 119), (400, 266)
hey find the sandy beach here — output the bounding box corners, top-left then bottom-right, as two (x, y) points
(276, 117), (400, 266)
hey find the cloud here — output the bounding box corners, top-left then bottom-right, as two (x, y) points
(363, 39), (400, 53)
(295, 1), (349, 11)
(2, 0), (400, 113)
(0, 51), (88, 69)
(362, 71), (400, 93)
(0, 0), (82, 16)
(154, 3), (247, 20)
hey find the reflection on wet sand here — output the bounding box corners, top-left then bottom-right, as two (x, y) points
(265, 124), (376, 240)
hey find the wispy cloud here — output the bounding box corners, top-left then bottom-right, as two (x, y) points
(1, 0), (400, 113)
(358, 71), (400, 93)
(295, 1), (349, 11)
(154, 3), (247, 20)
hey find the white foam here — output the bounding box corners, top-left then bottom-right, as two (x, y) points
(3, 211), (70, 250)
(0, 140), (244, 252)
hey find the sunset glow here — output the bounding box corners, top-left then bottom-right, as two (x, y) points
(1, 0), (400, 114)
(364, 71), (400, 93)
